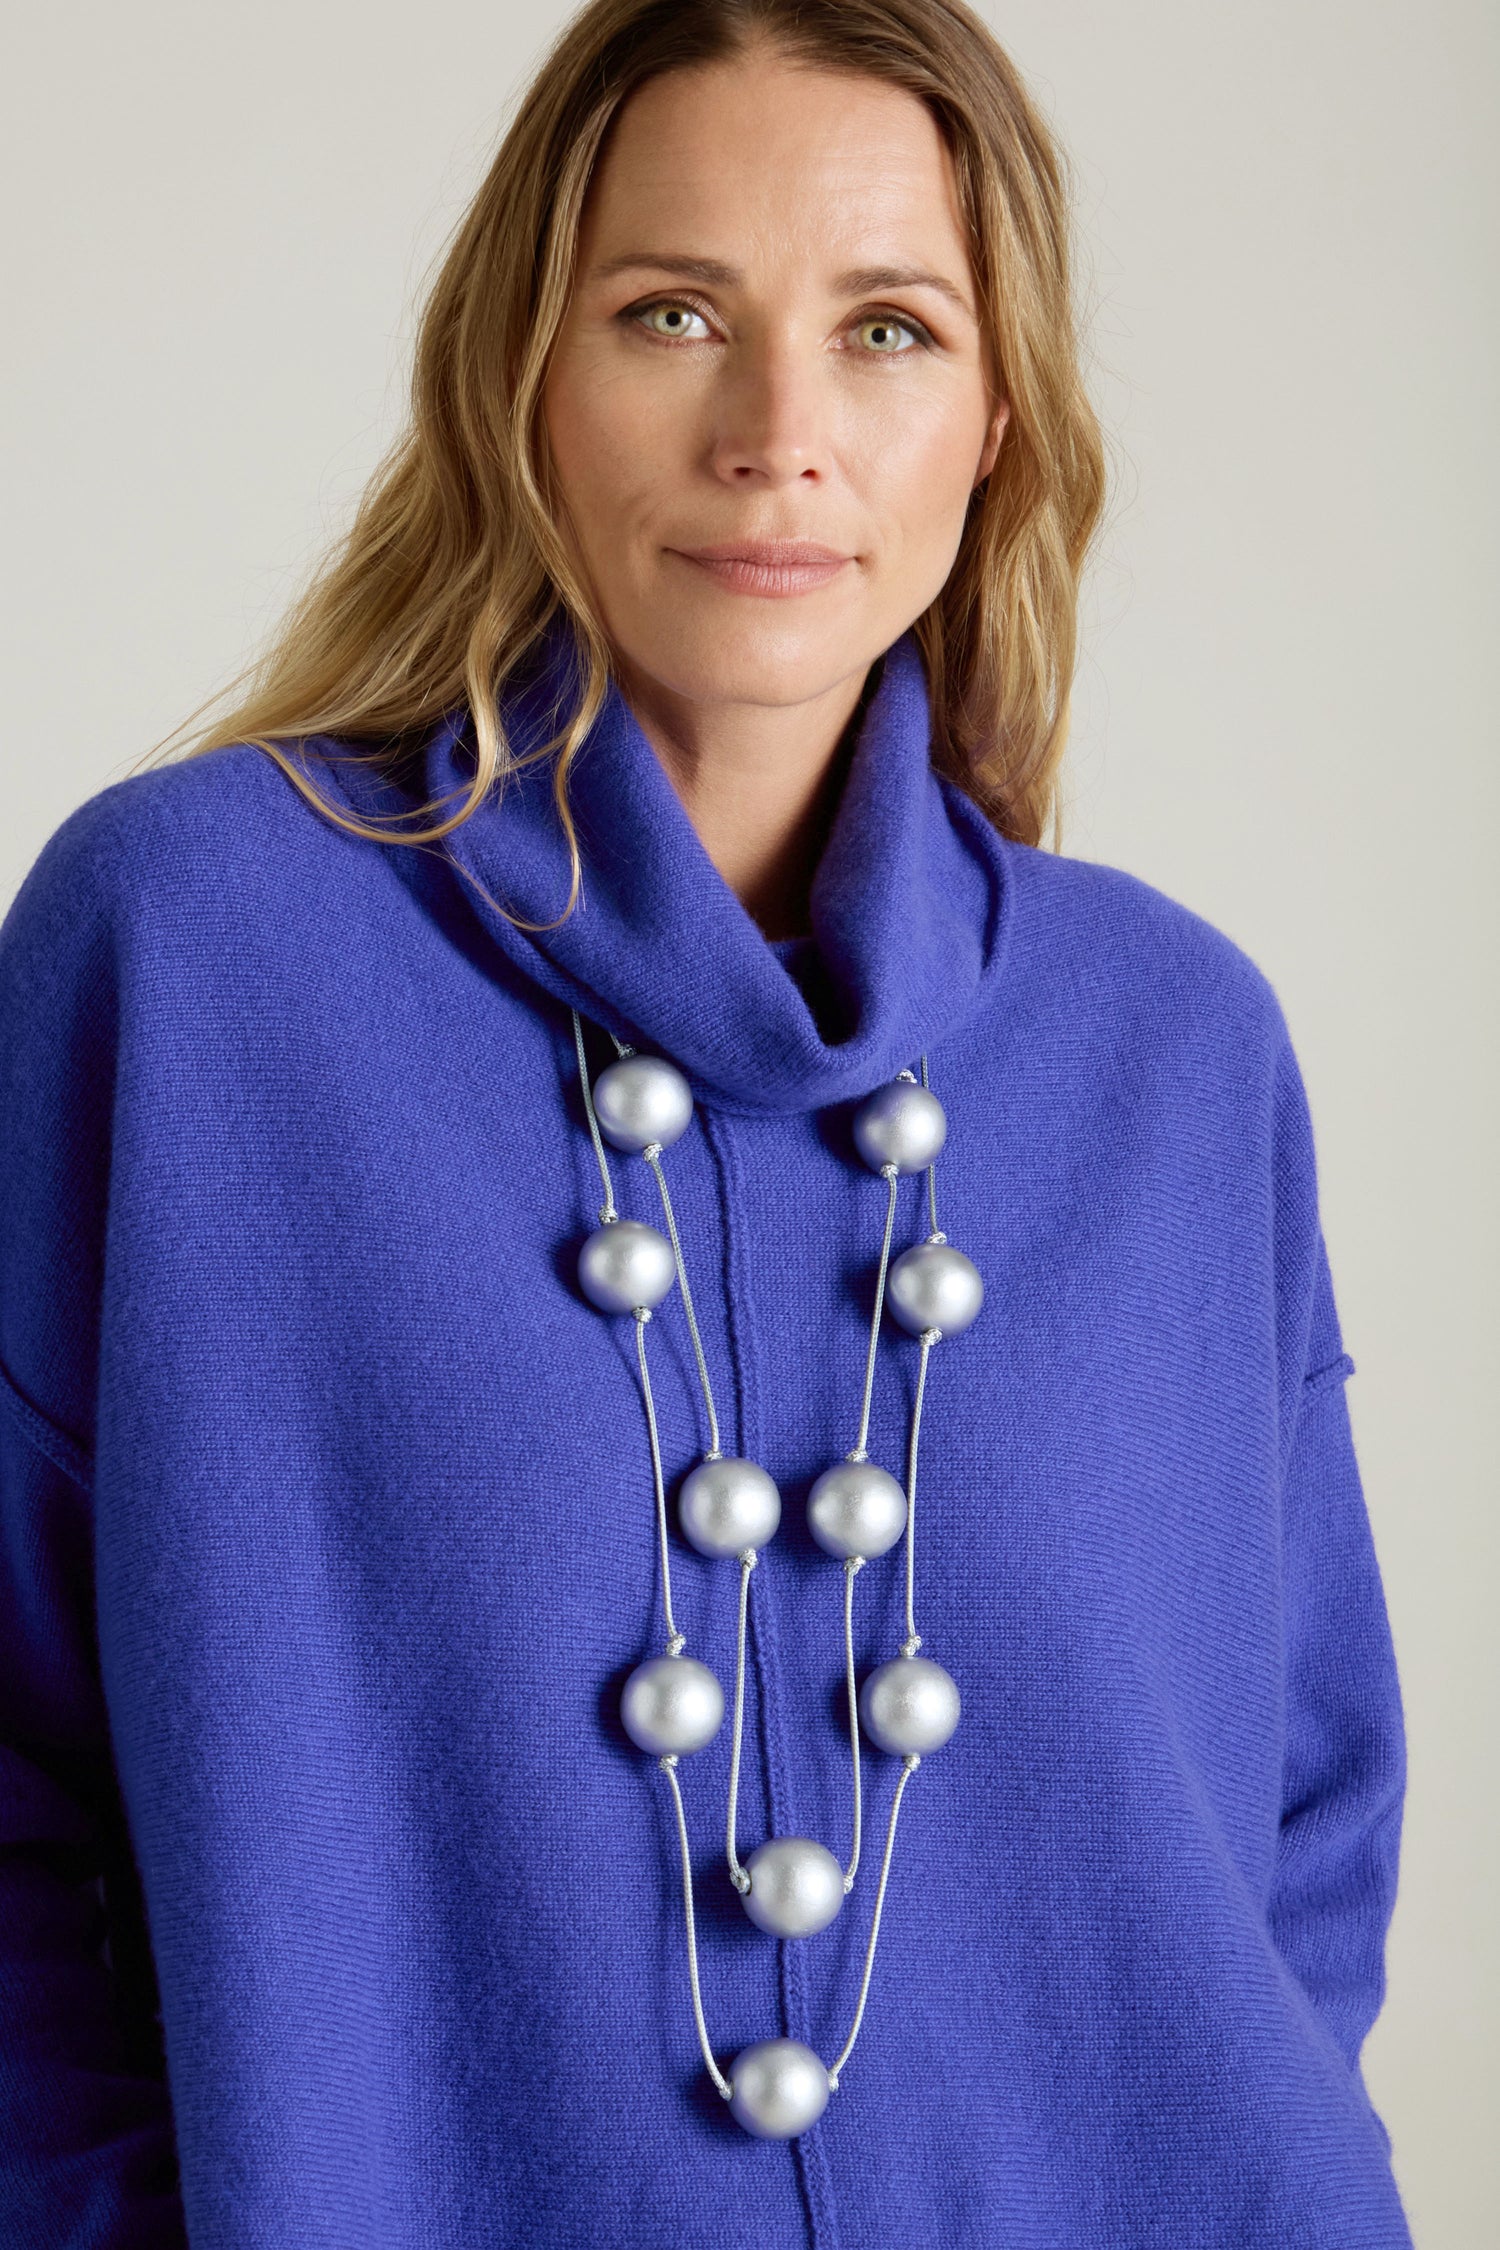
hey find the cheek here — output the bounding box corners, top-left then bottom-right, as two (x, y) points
(847, 381), (986, 556)
(545, 351), (682, 539)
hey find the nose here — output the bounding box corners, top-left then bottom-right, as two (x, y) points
(707, 340), (828, 489)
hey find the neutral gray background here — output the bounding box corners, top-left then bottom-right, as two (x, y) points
(2, 3), (1495, 2239)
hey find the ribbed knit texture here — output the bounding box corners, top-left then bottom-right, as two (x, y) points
(0, 627), (1410, 2248)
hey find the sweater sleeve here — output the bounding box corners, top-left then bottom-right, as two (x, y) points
(0, 804), (189, 2245)
(1264, 1022), (1407, 2139)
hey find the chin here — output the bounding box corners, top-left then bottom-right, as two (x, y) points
(612, 603), (903, 713)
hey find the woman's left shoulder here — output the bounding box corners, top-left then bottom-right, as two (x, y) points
(997, 837), (1294, 1059)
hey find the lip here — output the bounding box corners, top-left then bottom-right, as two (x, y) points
(667, 539), (854, 597)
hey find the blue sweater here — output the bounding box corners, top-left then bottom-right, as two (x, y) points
(0, 627), (1410, 2248)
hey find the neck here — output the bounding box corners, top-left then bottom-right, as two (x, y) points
(615, 662), (874, 942)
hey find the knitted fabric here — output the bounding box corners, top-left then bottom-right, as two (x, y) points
(0, 627), (1410, 2247)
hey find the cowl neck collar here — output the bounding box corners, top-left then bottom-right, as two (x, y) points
(421, 620), (1014, 1116)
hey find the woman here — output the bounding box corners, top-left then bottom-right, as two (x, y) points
(0, 0), (1411, 2244)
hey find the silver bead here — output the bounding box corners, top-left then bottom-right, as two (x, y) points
(741, 1837), (845, 1938)
(887, 1241), (984, 1338)
(807, 1460), (907, 1560)
(592, 1055), (693, 1153)
(727, 2038), (830, 2138)
(679, 1457), (781, 1557)
(577, 1219), (676, 1313)
(852, 1081), (947, 1174)
(620, 1654), (724, 1754)
(859, 1655), (961, 1755)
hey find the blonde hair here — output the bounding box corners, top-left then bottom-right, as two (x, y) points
(143, 0), (1105, 912)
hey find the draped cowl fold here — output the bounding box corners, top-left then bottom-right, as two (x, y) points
(0, 626), (1411, 2248)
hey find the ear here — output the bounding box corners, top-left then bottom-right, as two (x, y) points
(974, 397), (1011, 489)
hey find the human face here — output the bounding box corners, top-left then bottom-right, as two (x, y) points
(541, 50), (1007, 720)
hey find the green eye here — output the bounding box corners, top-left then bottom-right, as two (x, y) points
(855, 315), (917, 354)
(638, 302), (708, 339)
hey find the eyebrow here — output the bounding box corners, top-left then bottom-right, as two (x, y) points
(590, 251), (976, 319)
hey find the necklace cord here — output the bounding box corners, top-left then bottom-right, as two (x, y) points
(726, 1549), (756, 1893)
(920, 1052), (940, 1241)
(849, 1164), (902, 1462)
(573, 1011), (619, 1223)
(902, 1330), (940, 1658)
(633, 1309), (684, 1657)
(644, 1150), (722, 1460)
(658, 1753), (736, 2101)
(826, 1752), (921, 2088)
(843, 1555), (865, 1887)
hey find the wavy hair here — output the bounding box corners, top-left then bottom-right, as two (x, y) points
(141, 0), (1106, 913)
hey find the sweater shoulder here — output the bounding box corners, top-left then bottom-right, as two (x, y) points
(999, 838), (1292, 1050)
(1, 742), (392, 977)
(995, 841), (1336, 1404)
(6, 743), (332, 926)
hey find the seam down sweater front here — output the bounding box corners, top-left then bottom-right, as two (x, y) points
(0, 627), (1411, 2249)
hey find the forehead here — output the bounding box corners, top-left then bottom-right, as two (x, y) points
(580, 53), (972, 273)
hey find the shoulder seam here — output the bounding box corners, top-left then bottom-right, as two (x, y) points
(0, 1357), (94, 1493)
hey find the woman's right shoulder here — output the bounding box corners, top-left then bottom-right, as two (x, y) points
(2, 740), (384, 976)
(8, 742), (337, 931)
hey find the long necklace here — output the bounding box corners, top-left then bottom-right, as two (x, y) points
(569, 1007), (984, 2138)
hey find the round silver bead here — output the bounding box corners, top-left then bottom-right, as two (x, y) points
(592, 1054), (694, 1154)
(577, 1219), (676, 1314)
(852, 1081), (947, 1175)
(859, 1655), (961, 1755)
(741, 1837), (845, 1938)
(678, 1456), (781, 1557)
(620, 1654), (724, 1755)
(807, 1460), (907, 1560)
(887, 1241), (984, 1338)
(727, 2038), (830, 2138)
